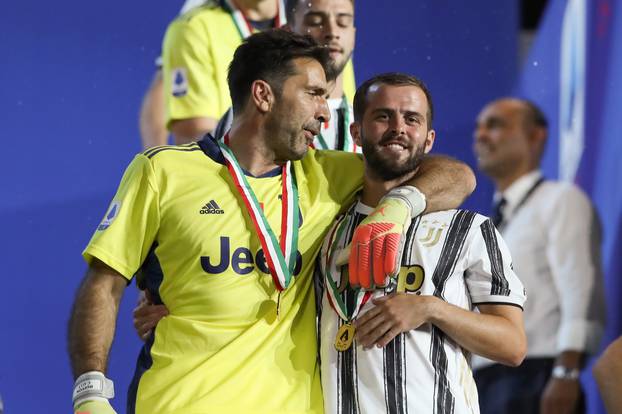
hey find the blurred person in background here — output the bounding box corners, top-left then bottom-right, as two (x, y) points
(472, 98), (606, 414)
(139, 0), (357, 148)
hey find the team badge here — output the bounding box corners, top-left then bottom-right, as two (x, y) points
(334, 322), (355, 352)
(97, 201), (121, 231)
(171, 67), (188, 97)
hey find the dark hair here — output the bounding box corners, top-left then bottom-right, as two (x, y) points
(227, 29), (331, 114)
(285, 0), (355, 24)
(520, 99), (548, 129)
(353, 72), (434, 129)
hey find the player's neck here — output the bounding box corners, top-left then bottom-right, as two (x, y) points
(493, 164), (538, 193)
(328, 75), (345, 99)
(236, 0), (278, 21)
(227, 119), (282, 176)
(360, 169), (418, 207)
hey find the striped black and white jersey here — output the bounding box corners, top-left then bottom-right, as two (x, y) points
(316, 202), (526, 414)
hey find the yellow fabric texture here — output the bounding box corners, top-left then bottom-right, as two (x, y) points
(83, 142), (363, 413)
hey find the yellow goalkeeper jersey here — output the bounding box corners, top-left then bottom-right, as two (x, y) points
(83, 137), (363, 413)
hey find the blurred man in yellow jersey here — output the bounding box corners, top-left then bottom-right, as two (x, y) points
(139, 0), (357, 148)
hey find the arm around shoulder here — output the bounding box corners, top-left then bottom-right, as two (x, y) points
(410, 155), (476, 213)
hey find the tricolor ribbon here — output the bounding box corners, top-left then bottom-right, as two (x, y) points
(218, 136), (299, 291)
(221, 0), (286, 40)
(321, 204), (371, 321)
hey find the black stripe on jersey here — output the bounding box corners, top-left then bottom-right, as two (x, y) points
(142, 141), (197, 157)
(429, 210), (476, 414)
(432, 210), (476, 295)
(383, 333), (408, 414)
(145, 143), (202, 159)
(472, 301), (524, 310)
(480, 218), (511, 296)
(142, 144), (168, 157)
(430, 327), (455, 414)
(339, 324), (358, 414)
(401, 216), (422, 266)
(376, 217), (419, 414)
(335, 209), (365, 414)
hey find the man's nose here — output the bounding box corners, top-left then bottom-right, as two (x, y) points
(324, 17), (340, 40)
(316, 97), (330, 124)
(474, 125), (488, 143)
(390, 115), (405, 134)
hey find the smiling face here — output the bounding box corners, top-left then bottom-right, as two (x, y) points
(473, 99), (544, 181)
(289, 0), (355, 78)
(351, 83), (435, 181)
(264, 57), (330, 162)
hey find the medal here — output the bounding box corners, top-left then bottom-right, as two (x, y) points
(321, 205), (372, 351)
(334, 322), (355, 351)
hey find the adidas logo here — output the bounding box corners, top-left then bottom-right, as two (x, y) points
(200, 200), (224, 215)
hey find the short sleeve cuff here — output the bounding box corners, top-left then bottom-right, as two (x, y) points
(82, 245), (135, 281)
(471, 292), (526, 310)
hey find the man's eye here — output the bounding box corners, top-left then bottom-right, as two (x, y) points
(336, 15), (353, 27)
(305, 16), (324, 27)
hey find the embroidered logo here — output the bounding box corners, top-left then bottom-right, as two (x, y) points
(418, 219), (448, 247)
(200, 200), (224, 215)
(98, 201), (121, 231)
(171, 67), (188, 97)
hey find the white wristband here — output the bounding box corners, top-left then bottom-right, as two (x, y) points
(72, 371), (115, 406)
(382, 185), (426, 217)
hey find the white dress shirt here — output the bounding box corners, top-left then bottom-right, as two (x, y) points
(473, 170), (606, 369)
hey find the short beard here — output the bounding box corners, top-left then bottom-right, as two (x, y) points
(326, 50), (353, 80)
(362, 133), (426, 181)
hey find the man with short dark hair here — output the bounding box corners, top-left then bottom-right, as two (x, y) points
(68, 30), (475, 414)
(318, 74), (527, 414)
(472, 98), (606, 414)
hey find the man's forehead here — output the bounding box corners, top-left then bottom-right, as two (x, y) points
(479, 100), (522, 122)
(366, 83), (426, 107)
(290, 57), (327, 83)
(297, 0), (354, 15)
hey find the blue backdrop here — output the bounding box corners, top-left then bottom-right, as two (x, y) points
(2, 1), (617, 413)
(515, 1), (622, 413)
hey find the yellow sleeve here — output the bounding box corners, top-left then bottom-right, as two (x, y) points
(162, 14), (222, 127)
(82, 155), (160, 280)
(307, 149), (364, 208)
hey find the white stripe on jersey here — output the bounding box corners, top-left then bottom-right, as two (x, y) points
(318, 202), (526, 414)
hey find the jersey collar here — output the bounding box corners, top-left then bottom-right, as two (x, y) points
(198, 134), (283, 178)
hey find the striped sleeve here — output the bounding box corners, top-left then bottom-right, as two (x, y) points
(464, 216), (526, 308)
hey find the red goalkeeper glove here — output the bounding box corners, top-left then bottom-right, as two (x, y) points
(347, 186), (426, 289)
